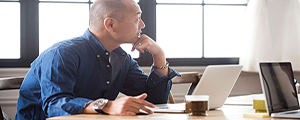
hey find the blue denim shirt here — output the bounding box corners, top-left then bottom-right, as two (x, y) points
(15, 29), (180, 120)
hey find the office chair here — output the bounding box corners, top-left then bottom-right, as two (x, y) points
(0, 76), (24, 120)
(168, 72), (202, 104)
(0, 76), (24, 90)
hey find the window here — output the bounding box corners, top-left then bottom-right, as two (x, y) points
(157, 4), (203, 58)
(0, 0), (247, 67)
(155, 0), (247, 62)
(204, 5), (246, 57)
(39, 0), (139, 58)
(0, 2), (20, 59)
(39, 2), (89, 53)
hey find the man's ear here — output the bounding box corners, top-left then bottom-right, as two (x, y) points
(103, 17), (115, 32)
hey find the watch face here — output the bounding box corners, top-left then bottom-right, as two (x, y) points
(94, 99), (104, 106)
(93, 99), (108, 110)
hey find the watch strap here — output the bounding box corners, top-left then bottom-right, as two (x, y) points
(94, 109), (108, 114)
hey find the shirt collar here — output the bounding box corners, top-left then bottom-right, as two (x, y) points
(82, 29), (127, 56)
(112, 47), (127, 56)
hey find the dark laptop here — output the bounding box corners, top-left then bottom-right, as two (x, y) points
(259, 62), (300, 118)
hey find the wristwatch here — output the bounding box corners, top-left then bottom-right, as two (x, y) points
(93, 98), (108, 113)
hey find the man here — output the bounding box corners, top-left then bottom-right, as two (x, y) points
(15, 0), (180, 119)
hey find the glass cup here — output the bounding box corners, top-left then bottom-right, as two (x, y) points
(185, 95), (209, 116)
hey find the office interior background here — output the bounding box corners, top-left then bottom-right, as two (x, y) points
(1, 0), (300, 119)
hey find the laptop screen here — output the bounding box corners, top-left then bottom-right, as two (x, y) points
(259, 62), (300, 114)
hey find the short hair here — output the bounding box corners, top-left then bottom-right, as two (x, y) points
(90, 0), (127, 26)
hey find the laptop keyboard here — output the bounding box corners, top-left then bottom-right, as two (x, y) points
(156, 106), (169, 109)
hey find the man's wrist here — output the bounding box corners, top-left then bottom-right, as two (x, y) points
(93, 98), (108, 113)
(101, 101), (111, 114)
(152, 62), (169, 69)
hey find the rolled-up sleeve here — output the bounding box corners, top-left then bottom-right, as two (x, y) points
(147, 67), (180, 87)
(145, 67), (181, 104)
(121, 58), (181, 104)
(61, 98), (92, 114)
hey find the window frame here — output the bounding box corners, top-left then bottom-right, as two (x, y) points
(137, 0), (245, 66)
(0, 0), (39, 67)
(0, 0), (246, 68)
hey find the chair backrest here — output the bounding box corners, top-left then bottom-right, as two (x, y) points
(0, 76), (24, 90)
(168, 72), (202, 104)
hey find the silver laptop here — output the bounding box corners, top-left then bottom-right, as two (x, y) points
(152, 65), (243, 112)
(192, 65), (243, 109)
(259, 62), (300, 118)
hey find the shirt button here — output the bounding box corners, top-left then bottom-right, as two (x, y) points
(97, 55), (100, 58)
(107, 65), (110, 67)
(105, 52), (109, 55)
(107, 81), (110, 84)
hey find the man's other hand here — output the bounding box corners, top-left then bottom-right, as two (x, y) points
(102, 93), (155, 116)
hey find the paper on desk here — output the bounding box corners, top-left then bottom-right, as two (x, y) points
(146, 103), (186, 113)
(224, 95), (253, 105)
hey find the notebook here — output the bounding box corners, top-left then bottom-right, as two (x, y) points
(152, 65), (243, 112)
(259, 62), (300, 118)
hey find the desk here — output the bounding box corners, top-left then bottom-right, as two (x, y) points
(47, 105), (290, 120)
(47, 95), (294, 120)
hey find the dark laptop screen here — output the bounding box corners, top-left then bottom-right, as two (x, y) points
(259, 62), (300, 114)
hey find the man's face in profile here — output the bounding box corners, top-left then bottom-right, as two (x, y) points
(115, 0), (145, 44)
